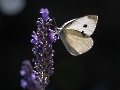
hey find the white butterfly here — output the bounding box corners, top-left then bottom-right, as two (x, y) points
(55, 15), (98, 56)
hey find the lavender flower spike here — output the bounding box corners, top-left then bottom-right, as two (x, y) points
(20, 60), (41, 90)
(31, 8), (57, 90)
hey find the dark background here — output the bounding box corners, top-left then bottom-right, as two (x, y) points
(1, 0), (120, 90)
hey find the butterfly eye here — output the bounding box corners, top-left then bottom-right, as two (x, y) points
(83, 24), (87, 28)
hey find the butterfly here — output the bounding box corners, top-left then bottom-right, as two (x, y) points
(55, 15), (98, 56)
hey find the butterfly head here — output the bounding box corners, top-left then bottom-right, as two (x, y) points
(54, 27), (62, 35)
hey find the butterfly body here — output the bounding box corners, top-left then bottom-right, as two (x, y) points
(55, 15), (98, 56)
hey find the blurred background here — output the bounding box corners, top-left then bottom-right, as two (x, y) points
(1, 0), (120, 90)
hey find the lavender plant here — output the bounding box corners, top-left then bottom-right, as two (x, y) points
(20, 60), (41, 90)
(20, 8), (57, 90)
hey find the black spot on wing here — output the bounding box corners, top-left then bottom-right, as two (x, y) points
(83, 24), (88, 28)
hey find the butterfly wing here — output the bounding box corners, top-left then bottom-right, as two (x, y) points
(58, 29), (93, 56)
(66, 15), (98, 36)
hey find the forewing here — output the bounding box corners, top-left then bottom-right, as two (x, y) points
(66, 15), (98, 36)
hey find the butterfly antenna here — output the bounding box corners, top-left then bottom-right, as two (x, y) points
(53, 17), (57, 27)
(53, 17), (60, 39)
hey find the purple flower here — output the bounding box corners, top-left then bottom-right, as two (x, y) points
(20, 70), (26, 76)
(40, 8), (49, 20)
(31, 73), (36, 80)
(31, 31), (39, 45)
(31, 8), (57, 89)
(49, 30), (57, 42)
(21, 79), (27, 89)
(40, 8), (49, 14)
(20, 60), (42, 90)
(20, 8), (57, 90)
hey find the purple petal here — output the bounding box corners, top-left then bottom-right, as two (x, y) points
(21, 79), (27, 89)
(49, 31), (57, 42)
(40, 8), (45, 13)
(40, 8), (49, 20)
(42, 13), (49, 20)
(40, 8), (49, 14)
(31, 39), (35, 44)
(31, 73), (36, 80)
(44, 8), (49, 13)
(32, 35), (38, 40)
(20, 70), (26, 76)
(32, 32), (38, 40)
